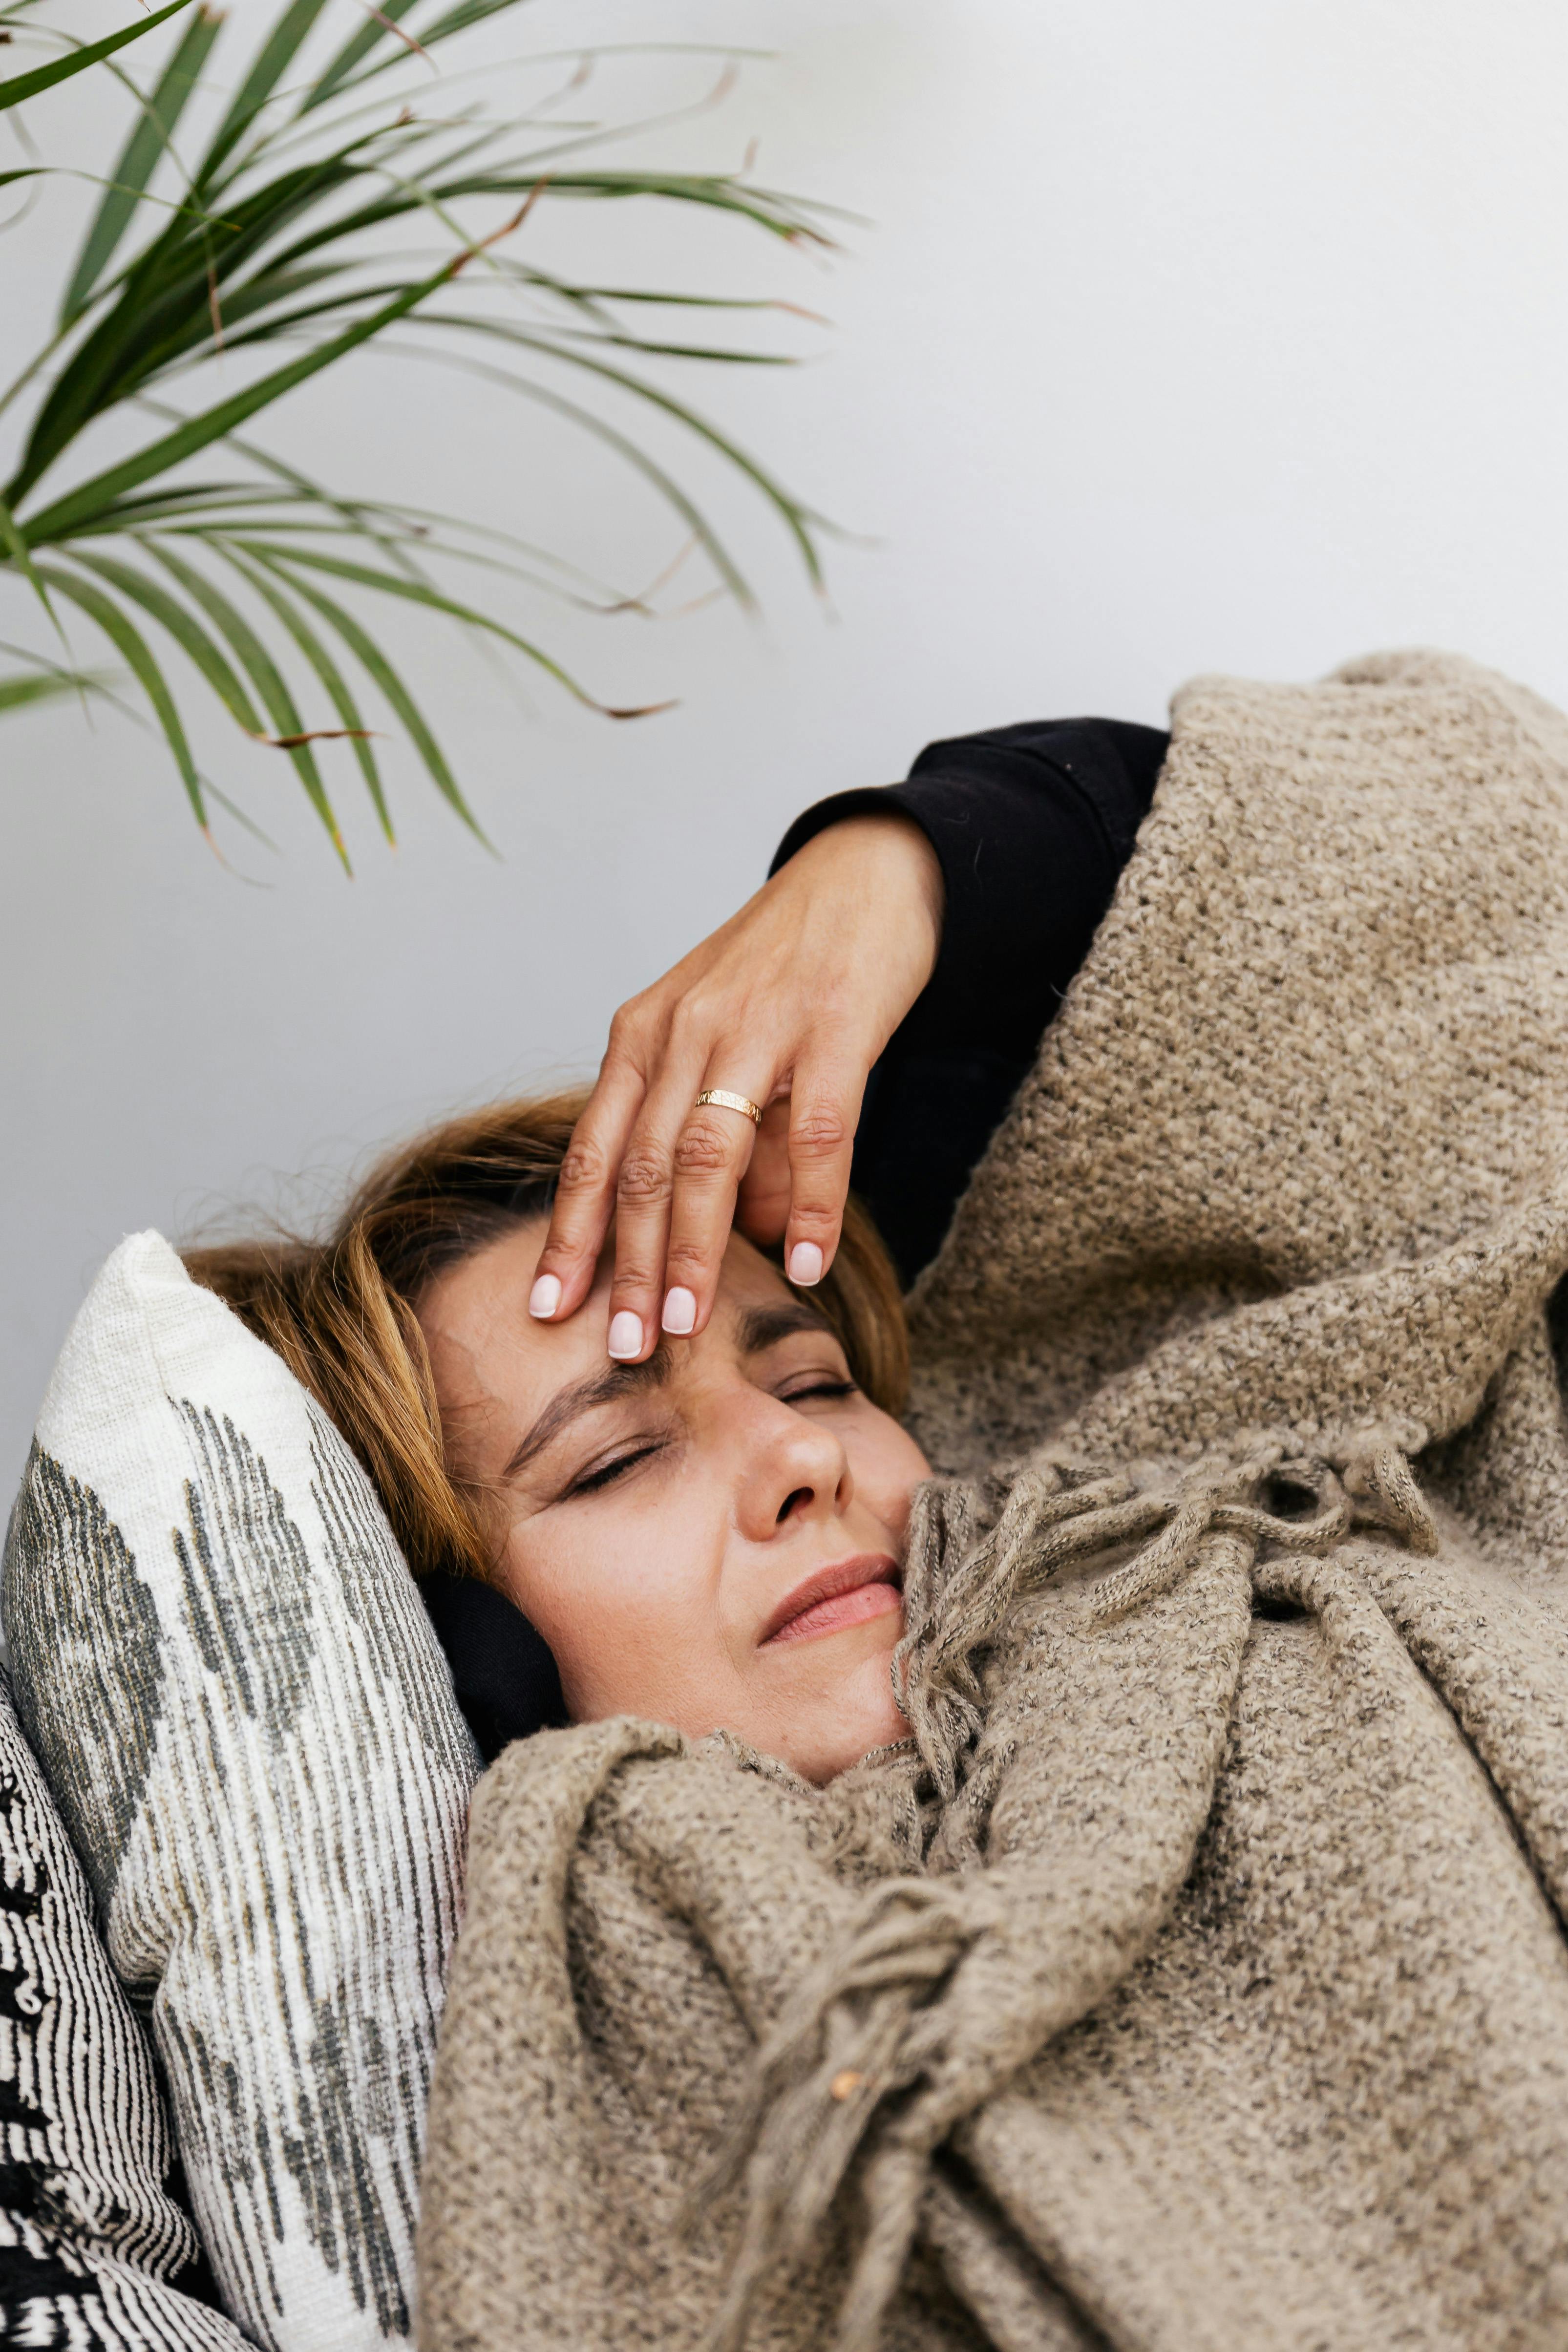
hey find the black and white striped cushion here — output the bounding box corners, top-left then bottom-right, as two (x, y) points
(0, 1666), (248, 2349)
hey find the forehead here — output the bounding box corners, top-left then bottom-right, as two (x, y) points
(417, 1216), (823, 1426)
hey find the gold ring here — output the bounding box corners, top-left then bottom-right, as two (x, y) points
(696, 1087), (764, 1126)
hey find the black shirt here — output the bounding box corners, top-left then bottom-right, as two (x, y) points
(429, 715), (1168, 1758)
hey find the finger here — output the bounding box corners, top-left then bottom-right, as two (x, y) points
(603, 1049), (725, 1360)
(529, 1049), (649, 1321)
(781, 1062), (862, 1288)
(736, 1097), (792, 1245)
(658, 1074), (775, 1340)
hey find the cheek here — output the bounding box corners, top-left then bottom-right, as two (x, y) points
(846, 1417), (930, 1537)
(495, 1491), (726, 1722)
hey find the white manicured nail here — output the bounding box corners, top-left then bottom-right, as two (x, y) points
(662, 1287), (697, 1335)
(788, 1242), (824, 1287)
(528, 1273), (562, 1319)
(608, 1311), (643, 1359)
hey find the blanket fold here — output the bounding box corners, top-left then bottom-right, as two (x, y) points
(419, 653), (1568, 2352)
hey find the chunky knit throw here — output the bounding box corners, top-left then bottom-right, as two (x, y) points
(418, 653), (1568, 2352)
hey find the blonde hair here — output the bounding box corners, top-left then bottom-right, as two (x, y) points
(184, 1091), (909, 1584)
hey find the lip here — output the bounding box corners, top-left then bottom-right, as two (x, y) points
(760, 1552), (903, 1648)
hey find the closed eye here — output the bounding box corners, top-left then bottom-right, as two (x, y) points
(558, 1375), (853, 1501)
(779, 1377), (858, 1406)
(565, 1441), (665, 1498)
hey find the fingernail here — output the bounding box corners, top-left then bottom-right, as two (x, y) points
(608, 1310), (643, 1359)
(787, 1242), (824, 1287)
(662, 1287), (697, 1335)
(528, 1273), (562, 1319)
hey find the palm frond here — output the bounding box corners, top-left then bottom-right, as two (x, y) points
(0, 0), (195, 113)
(61, 2), (224, 322)
(64, 544), (265, 735)
(216, 541), (393, 840)
(194, 0), (339, 192)
(140, 537), (348, 860)
(1, 0), (837, 860)
(304, 0), (424, 116)
(0, 642), (114, 709)
(242, 544), (482, 837)
(38, 560), (206, 825)
(11, 252), (471, 528)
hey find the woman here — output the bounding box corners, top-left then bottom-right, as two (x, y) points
(200, 655), (1568, 2349)
(194, 716), (1166, 1777)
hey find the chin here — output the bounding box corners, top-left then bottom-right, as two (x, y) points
(788, 1636), (911, 1786)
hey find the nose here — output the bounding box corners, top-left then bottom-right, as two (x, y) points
(735, 1395), (855, 1545)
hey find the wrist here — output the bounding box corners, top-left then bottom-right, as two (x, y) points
(789, 811), (944, 985)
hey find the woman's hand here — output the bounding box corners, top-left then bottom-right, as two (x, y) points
(528, 814), (944, 1358)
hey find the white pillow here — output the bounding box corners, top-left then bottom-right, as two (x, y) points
(0, 1663), (251, 2349)
(3, 1232), (480, 2352)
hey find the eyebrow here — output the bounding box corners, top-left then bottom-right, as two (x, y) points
(501, 1347), (670, 1484)
(500, 1298), (841, 1484)
(732, 1298), (838, 1355)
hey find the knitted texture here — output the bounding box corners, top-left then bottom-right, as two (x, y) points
(417, 653), (1568, 2352)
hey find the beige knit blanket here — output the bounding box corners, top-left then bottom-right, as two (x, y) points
(418, 652), (1568, 2352)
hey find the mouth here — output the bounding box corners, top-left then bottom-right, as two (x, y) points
(760, 1552), (904, 1648)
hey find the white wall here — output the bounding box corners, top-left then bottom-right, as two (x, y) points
(5, 0), (1568, 1482)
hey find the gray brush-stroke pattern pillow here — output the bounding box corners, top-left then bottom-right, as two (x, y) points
(0, 1661), (250, 2350)
(3, 1233), (481, 2351)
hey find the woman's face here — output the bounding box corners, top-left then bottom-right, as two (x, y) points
(418, 1219), (930, 1783)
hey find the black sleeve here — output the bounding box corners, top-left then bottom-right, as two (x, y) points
(770, 717), (1168, 1285)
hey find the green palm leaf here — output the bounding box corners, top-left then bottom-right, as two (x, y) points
(0, 663), (110, 711)
(235, 535), (666, 717)
(242, 544), (482, 839)
(61, 1), (224, 322)
(407, 313), (826, 583)
(142, 539), (347, 863)
(38, 563), (205, 826)
(303, 0), (424, 114)
(0, 0), (195, 112)
(0, 491), (62, 637)
(194, 0), (337, 190)
(373, 340), (759, 605)
(216, 542), (393, 841)
(64, 545), (264, 734)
